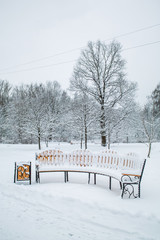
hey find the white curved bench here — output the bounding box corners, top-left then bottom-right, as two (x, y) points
(35, 149), (146, 198)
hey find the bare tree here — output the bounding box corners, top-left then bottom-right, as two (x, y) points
(25, 82), (64, 149)
(151, 82), (160, 116)
(2, 81), (73, 147)
(141, 99), (160, 158)
(71, 93), (97, 149)
(105, 90), (137, 149)
(0, 80), (11, 106)
(6, 86), (29, 143)
(70, 40), (136, 146)
(0, 80), (11, 142)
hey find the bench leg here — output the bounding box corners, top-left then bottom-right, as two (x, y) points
(37, 172), (39, 183)
(37, 172), (40, 183)
(64, 172), (67, 183)
(66, 171), (69, 182)
(88, 173), (90, 184)
(121, 183), (139, 198)
(36, 171), (40, 183)
(121, 183), (124, 198)
(36, 171), (38, 183)
(94, 173), (96, 185)
(109, 177), (111, 190)
(138, 183), (141, 198)
(36, 165), (40, 183)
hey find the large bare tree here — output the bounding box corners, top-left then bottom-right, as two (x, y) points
(70, 40), (136, 146)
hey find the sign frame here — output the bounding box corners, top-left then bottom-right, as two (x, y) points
(14, 162), (31, 184)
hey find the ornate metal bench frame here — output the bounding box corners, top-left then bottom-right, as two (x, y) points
(121, 159), (146, 198)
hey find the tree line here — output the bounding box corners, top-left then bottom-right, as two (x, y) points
(0, 40), (160, 157)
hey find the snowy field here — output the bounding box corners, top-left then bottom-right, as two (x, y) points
(0, 142), (160, 240)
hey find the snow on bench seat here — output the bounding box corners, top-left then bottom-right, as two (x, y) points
(35, 149), (146, 198)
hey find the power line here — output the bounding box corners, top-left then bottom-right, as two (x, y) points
(0, 48), (82, 72)
(122, 40), (160, 51)
(0, 60), (76, 74)
(1, 39), (160, 75)
(104, 23), (160, 41)
(0, 23), (160, 72)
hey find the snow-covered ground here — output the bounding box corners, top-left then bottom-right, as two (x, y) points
(0, 142), (160, 240)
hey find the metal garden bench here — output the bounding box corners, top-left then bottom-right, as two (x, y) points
(35, 149), (146, 198)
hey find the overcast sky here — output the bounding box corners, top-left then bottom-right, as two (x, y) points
(0, 0), (160, 105)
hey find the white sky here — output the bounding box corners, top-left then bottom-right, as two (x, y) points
(0, 0), (160, 105)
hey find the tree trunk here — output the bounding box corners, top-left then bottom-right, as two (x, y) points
(107, 129), (111, 149)
(38, 136), (41, 150)
(126, 136), (129, 143)
(100, 101), (106, 147)
(80, 132), (83, 149)
(38, 127), (41, 150)
(45, 139), (48, 148)
(83, 108), (88, 150)
(147, 142), (152, 158)
(116, 131), (119, 143)
(85, 126), (87, 150)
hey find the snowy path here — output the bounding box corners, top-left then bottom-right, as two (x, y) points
(0, 182), (159, 240)
(0, 143), (160, 240)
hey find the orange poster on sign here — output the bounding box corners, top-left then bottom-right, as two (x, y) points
(17, 164), (30, 181)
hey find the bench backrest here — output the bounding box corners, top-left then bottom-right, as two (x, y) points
(139, 158), (147, 182)
(36, 149), (142, 171)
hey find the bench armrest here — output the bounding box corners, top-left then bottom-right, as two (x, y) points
(121, 174), (140, 183)
(122, 173), (141, 177)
